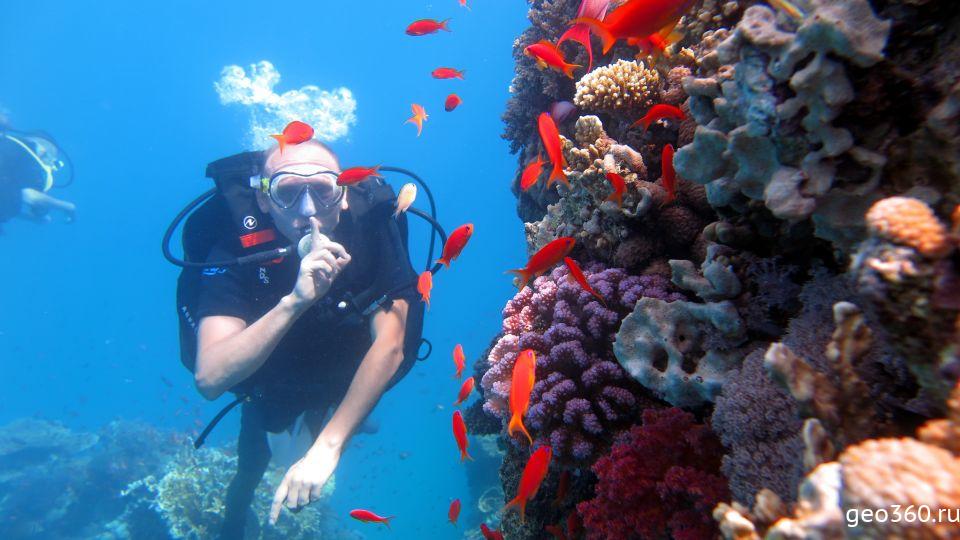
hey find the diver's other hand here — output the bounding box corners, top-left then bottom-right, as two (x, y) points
(21, 189), (76, 224)
(289, 217), (351, 309)
(269, 443), (340, 525)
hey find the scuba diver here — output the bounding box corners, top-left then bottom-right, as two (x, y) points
(166, 130), (445, 538)
(0, 121), (76, 230)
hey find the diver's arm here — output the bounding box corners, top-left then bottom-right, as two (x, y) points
(311, 299), (409, 453)
(194, 295), (308, 400)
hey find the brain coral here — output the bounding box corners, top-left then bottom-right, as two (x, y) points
(574, 59), (661, 116)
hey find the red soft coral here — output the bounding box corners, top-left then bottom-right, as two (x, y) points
(577, 408), (729, 540)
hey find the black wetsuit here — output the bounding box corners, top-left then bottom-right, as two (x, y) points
(191, 192), (423, 538)
(0, 133), (45, 230)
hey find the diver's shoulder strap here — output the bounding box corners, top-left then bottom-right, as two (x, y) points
(205, 150), (263, 188)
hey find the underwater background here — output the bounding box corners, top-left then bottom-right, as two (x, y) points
(5, 0), (960, 539)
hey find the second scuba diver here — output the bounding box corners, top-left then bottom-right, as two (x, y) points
(0, 121), (76, 231)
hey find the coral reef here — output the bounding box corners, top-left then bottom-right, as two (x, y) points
(573, 59), (662, 116)
(481, 263), (680, 462)
(577, 407), (729, 540)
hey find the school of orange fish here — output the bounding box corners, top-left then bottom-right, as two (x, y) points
(272, 0), (700, 536)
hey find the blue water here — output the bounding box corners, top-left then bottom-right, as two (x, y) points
(0, 1), (528, 537)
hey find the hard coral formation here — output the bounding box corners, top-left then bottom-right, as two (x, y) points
(865, 196), (952, 258)
(577, 407), (729, 540)
(574, 59), (662, 116)
(482, 263), (680, 462)
(674, 0), (892, 250)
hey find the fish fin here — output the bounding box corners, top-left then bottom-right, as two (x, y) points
(562, 63), (581, 79)
(270, 134), (286, 155)
(460, 449), (474, 462)
(508, 414), (534, 445)
(505, 268), (531, 291)
(436, 257), (450, 267)
(383, 516), (394, 529)
(571, 17), (614, 54)
(440, 18), (452, 31)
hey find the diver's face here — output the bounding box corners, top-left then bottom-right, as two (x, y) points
(259, 142), (348, 244)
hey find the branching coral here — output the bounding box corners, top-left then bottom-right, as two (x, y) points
(574, 59), (662, 117)
(577, 407), (729, 540)
(481, 263), (680, 462)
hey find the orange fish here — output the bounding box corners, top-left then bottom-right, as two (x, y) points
(604, 171), (625, 208)
(349, 509), (393, 528)
(448, 499), (461, 525)
(564, 257), (607, 305)
(557, 0), (610, 72)
(459, 0), (471, 8)
(417, 270), (433, 309)
(520, 154), (545, 191)
(406, 104), (428, 136)
(270, 120), (314, 155)
(455, 376), (475, 405)
(554, 470), (570, 506)
(524, 40), (581, 79)
(508, 349), (536, 445)
(432, 67), (465, 79)
(437, 223), (474, 267)
(480, 524), (505, 540)
(631, 103), (686, 131)
(507, 236), (576, 291)
(453, 344), (466, 379)
(336, 165), (383, 186)
(572, 0), (694, 54)
(406, 18), (451, 36)
(452, 409), (473, 461)
(445, 93), (462, 112)
(537, 113), (569, 189)
(503, 445), (553, 523)
(545, 524), (568, 540)
(662, 143), (677, 204)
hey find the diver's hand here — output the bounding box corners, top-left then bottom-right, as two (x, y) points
(289, 217), (351, 309)
(20, 189), (76, 223)
(269, 442), (341, 525)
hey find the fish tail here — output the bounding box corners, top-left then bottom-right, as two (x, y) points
(441, 18), (452, 31)
(505, 268), (531, 291)
(562, 62), (581, 79)
(436, 257), (450, 268)
(383, 516), (394, 529)
(508, 414), (534, 445)
(571, 18), (614, 54)
(502, 495), (528, 524)
(460, 448), (474, 462)
(270, 134), (286, 155)
(548, 163), (569, 189)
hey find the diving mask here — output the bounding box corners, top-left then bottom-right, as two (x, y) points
(264, 169), (345, 210)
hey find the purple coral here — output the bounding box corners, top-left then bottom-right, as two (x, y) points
(481, 263), (684, 462)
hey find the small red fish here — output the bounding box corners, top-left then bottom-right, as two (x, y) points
(336, 165), (383, 186)
(508, 349), (536, 445)
(432, 67), (465, 79)
(545, 523), (568, 540)
(270, 120), (314, 155)
(437, 223), (474, 267)
(453, 344), (466, 379)
(455, 376), (475, 405)
(507, 236), (576, 291)
(537, 113), (569, 188)
(604, 171), (625, 208)
(554, 470), (570, 506)
(445, 93), (462, 112)
(557, 0), (610, 72)
(417, 270), (433, 309)
(406, 18), (451, 36)
(631, 103), (686, 131)
(571, 0), (694, 54)
(524, 40), (581, 79)
(480, 524), (505, 540)
(520, 154), (545, 191)
(452, 409), (473, 461)
(564, 257), (606, 306)
(662, 143), (677, 204)
(459, 0), (471, 8)
(503, 445), (553, 523)
(349, 509), (393, 528)
(406, 104), (428, 136)
(448, 499), (461, 525)
(567, 512), (581, 538)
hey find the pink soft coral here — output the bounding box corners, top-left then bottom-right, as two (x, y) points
(577, 407), (730, 540)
